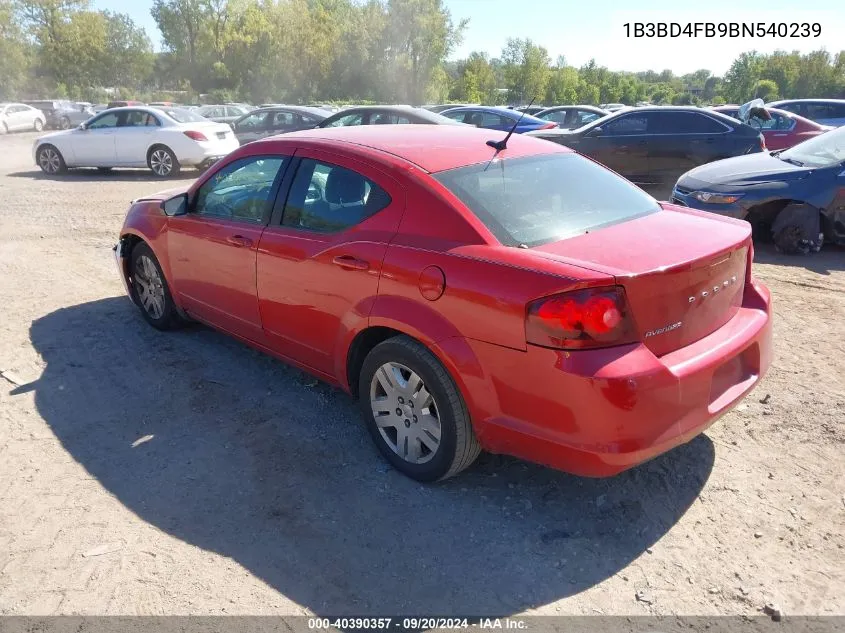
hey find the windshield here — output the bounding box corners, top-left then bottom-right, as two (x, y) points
(434, 153), (660, 247)
(779, 126), (845, 168)
(158, 107), (208, 123)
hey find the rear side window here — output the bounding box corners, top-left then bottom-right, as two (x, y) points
(650, 112), (728, 134)
(282, 159), (392, 232)
(604, 114), (648, 135)
(434, 153), (660, 247)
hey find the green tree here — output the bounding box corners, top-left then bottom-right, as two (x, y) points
(723, 51), (763, 102)
(502, 38), (551, 104)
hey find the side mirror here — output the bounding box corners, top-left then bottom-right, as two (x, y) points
(588, 126), (604, 137)
(161, 193), (188, 217)
(78, 122), (87, 130)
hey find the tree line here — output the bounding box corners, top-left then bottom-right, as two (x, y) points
(2, 0), (844, 106)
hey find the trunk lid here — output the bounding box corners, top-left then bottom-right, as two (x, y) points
(531, 207), (751, 356)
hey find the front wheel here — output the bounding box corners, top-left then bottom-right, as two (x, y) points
(37, 145), (66, 174)
(129, 242), (183, 330)
(34, 118), (43, 132)
(359, 336), (481, 482)
(148, 146), (180, 178)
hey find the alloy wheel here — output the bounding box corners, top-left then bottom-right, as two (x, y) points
(369, 362), (442, 464)
(133, 255), (166, 319)
(150, 149), (173, 176)
(38, 148), (61, 174)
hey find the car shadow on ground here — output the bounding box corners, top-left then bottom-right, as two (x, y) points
(753, 241), (845, 275)
(21, 297), (714, 615)
(6, 169), (198, 183)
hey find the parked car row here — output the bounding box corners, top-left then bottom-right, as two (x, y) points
(1, 103), (45, 133)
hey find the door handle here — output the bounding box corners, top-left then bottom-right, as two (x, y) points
(226, 235), (253, 247)
(332, 255), (369, 271)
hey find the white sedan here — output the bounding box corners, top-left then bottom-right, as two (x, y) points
(1, 103), (46, 133)
(33, 106), (239, 177)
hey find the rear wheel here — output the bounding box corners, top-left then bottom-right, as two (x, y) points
(37, 145), (66, 174)
(1, 122), (8, 135)
(33, 118), (43, 132)
(148, 145), (180, 178)
(129, 242), (183, 330)
(359, 336), (481, 482)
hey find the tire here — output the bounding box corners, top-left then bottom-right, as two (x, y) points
(358, 335), (481, 482)
(1, 122), (8, 135)
(129, 242), (183, 330)
(147, 145), (180, 178)
(59, 116), (71, 130)
(772, 203), (821, 255)
(36, 145), (67, 175)
(34, 118), (43, 132)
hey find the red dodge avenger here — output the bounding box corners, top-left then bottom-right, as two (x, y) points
(115, 125), (773, 482)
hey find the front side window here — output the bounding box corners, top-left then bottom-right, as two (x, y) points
(236, 112), (268, 130)
(434, 153), (660, 247)
(194, 156), (287, 223)
(603, 114), (648, 135)
(87, 113), (120, 129)
(282, 159), (391, 232)
(322, 113), (365, 127)
(370, 113), (411, 124)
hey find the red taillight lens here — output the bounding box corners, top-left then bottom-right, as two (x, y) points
(183, 130), (208, 141)
(745, 242), (754, 285)
(526, 286), (637, 350)
(539, 122), (558, 130)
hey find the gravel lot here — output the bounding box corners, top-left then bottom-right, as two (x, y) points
(0, 131), (843, 617)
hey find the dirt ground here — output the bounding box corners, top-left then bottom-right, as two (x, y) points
(0, 131), (843, 618)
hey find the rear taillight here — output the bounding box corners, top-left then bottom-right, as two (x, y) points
(745, 242), (754, 285)
(539, 122), (558, 130)
(759, 134), (766, 151)
(526, 286), (638, 350)
(183, 130), (208, 141)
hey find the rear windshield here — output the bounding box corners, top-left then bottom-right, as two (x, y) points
(158, 107), (207, 123)
(433, 153), (660, 247)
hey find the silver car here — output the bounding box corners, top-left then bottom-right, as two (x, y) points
(0, 103), (46, 133)
(197, 104), (251, 125)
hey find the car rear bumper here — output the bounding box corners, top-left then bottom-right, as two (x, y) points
(464, 280), (772, 477)
(178, 138), (239, 167)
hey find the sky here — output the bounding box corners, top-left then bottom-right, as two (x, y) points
(93, 0), (845, 75)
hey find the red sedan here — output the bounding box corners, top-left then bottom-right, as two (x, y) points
(713, 105), (832, 150)
(114, 125), (773, 482)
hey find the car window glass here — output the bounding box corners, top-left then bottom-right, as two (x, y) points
(442, 111), (467, 123)
(540, 110), (566, 124)
(435, 153), (659, 247)
(282, 159), (391, 232)
(87, 113), (120, 129)
(237, 112), (268, 129)
(481, 112), (510, 127)
(830, 103), (845, 118)
(579, 111), (602, 124)
(604, 114), (648, 135)
(122, 110), (152, 127)
(324, 113), (365, 127)
(270, 111), (297, 128)
(806, 103), (834, 120)
(194, 157), (287, 223)
(371, 113), (411, 124)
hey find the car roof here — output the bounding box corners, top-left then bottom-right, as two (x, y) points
(768, 98), (845, 104)
(252, 105), (331, 117)
(267, 124), (570, 173)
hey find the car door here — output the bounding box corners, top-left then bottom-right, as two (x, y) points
(5, 105), (25, 131)
(71, 111), (120, 165)
(167, 154), (290, 342)
(256, 150), (405, 376)
(649, 111), (729, 182)
(12, 105), (34, 130)
(584, 112), (650, 180)
(233, 111), (270, 144)
(115, 110), (160, 165)
(760, 111), (795, 150)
